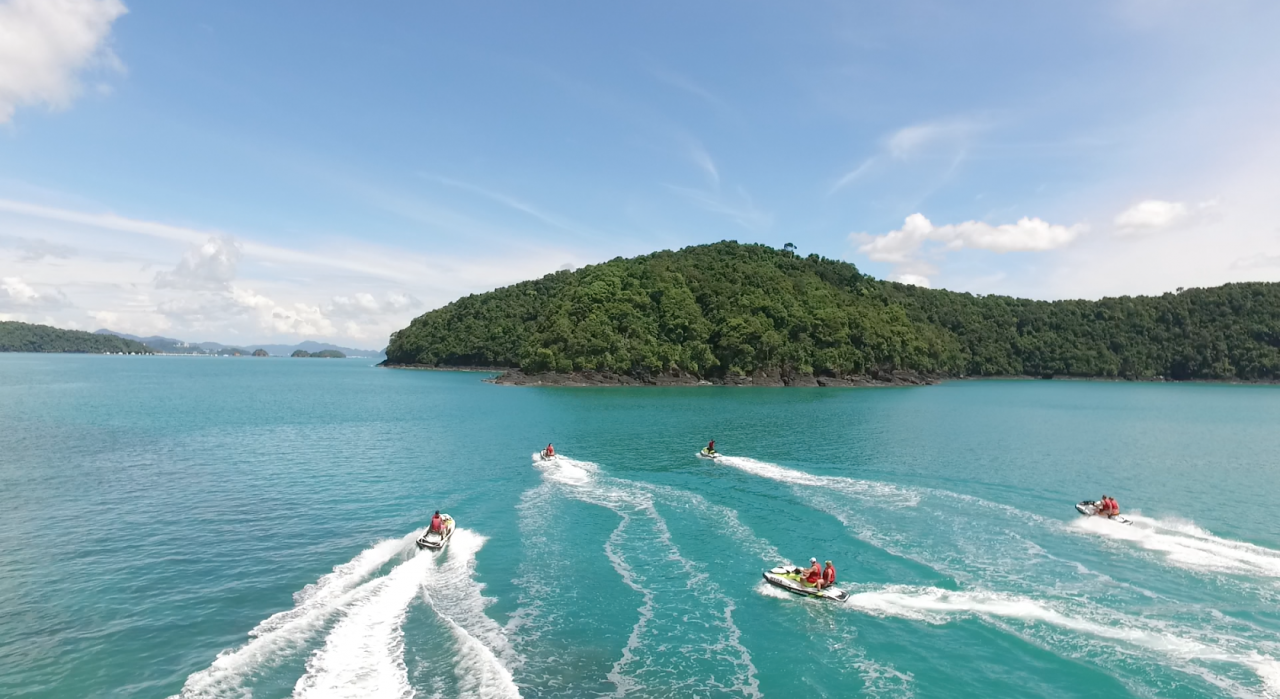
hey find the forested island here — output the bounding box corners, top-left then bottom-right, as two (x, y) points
(1, 321), (152, 355)
(292, 349), (346, 358)
(383, 241), (1280, 386)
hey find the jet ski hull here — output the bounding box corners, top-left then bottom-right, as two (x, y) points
(763, 566), (848, 602)
(1076, 501), (1131, 525)
(696, 450), (720, 460)
(537, 450), (557, 462)
(417, 514), (455, 549)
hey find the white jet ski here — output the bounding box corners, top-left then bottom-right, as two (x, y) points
(416, 514), (455, 549)
(762, 565), (848, 602)
(696, 448), (720, 460)
(537, 449), (557, 462)
(1075, 501), (1132, 525)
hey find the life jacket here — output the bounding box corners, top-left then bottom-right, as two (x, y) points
(431, 515), (442, 531)
(547, 446), (555, 456)
(824, 564), (836, 585)
(805, 567), (822, 583)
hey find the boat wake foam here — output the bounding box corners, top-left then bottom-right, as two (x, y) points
(293, 545), (439, 698)
(720, 454), (1280, 697)
(420, 529), (522, 699)
(519, 454), (761, 698)
(844, 585), (1280, 696)
(172, 530), (420, 699)
(1074, 514), (1280, 578)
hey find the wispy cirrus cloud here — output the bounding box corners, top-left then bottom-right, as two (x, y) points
(830, 117), (988, 196)
(665, 183), (772, 231)
(0, 197), (585, 343)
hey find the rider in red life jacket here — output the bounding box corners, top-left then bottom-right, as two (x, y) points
(707, 440), (716, 453)
(823, 561), (836, 587)
(1106, 496), (1120, 516)
(545, 443), (555, 457)
(430, 511), (443, 533)
(805, 558), (823, 588)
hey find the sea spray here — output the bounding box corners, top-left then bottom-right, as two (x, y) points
(293, 547), (439, 699)
(1074, 515), (1280, 578)
(524, 454), (761, 698)
(723, 454), (1280, 696)
(419, 529), (522, 699)
(173, 530), (420, 699)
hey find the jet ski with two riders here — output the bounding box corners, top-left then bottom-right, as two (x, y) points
(1076, 494), (1131, 525)
(763, 558), (847, 601)
(538, 443), (558, 461)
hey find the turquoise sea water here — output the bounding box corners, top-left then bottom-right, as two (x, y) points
(4, 355), (1280, 698)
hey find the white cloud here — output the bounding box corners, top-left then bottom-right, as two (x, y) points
(1113, 198), (1219, 235)
(154, 235), (240, 290)
(852, 213), (1083, 291)
(2, 276), (39, 303)
(856, 213), (1083, 263)
(895, 273), (931, 288)
(328, 291), (421, 319)
(1, 275), (67, 310)
(0, 0), (127, 123)
(0, 197), (585, 344)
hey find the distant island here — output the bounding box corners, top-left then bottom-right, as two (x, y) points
(382, 241), (1280, 386)
(1, 321), (152, 355)
(292, 349), (346, 358)
(95, 330), (382, 358)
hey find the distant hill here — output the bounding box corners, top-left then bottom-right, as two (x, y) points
(4, 322), (152, 354)
(385, 240), (1280, 384)
(95, 330), (383, 358)
(93, 330), (206, 354)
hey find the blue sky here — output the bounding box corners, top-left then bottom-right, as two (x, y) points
(2, 0), (1279, 346)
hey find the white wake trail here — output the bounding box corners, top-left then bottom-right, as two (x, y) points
(173, 531), (420, 699)
(420, 529), (522, 699)
(1075, 515), (1280, 578)
(725, 454), (1280, 697)
(716, 456), (921, 507)
(293, 547), (438, 699)
(842, 585), (1280, 698)
(526, 454), (761, 698)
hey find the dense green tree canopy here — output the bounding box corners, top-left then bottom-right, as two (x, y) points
(385, 242), (1280, 381)
(0, 322), (153, 354)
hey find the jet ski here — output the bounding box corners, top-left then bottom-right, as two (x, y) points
(696, 448), (720, 460)
(537, 449), (557, 461)
(1075, 501), (1132, 525)
(762, 566), (848, 602)
(416, 514), (455, 549)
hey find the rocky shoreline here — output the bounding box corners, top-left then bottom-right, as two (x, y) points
(379, 363), (1280, 387)
(490, 368), (941, 387)
(380, 363), (938, 387)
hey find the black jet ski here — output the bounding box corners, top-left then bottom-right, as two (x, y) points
(763, 565), (848, 601)
(416, 514), (455, 549)
(696, 448), (720, 460)
(1075, 501), (1132, 525)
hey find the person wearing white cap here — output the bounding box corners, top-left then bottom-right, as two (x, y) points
(804, 557), (824, 589)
